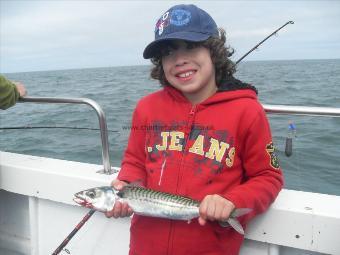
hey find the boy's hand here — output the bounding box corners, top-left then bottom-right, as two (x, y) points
(198, 194), (235, 226)
(105, 179), (133, 218)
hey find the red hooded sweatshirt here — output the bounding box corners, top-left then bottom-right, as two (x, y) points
(118, 85), (283, 255)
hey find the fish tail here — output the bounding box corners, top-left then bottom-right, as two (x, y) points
(227, 218), (245, 235)
(231, 208), (252, 217)
(218, 208), (252, 234)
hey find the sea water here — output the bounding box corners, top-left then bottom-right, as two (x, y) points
(1, 59), (339, 196)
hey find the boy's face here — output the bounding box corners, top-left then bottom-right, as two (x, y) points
(161, 40), (217, 104)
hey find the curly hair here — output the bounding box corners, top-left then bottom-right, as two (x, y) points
(150, 28), (236, 87)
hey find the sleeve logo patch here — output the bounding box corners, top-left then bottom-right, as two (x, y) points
(266, 142), (280, 170)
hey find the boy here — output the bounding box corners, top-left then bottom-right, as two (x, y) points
(107, 4), (283, 255)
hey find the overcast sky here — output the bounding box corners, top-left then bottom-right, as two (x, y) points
(1, 0), (340, 73)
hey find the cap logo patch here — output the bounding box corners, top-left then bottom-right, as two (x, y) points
(170, 9), (191, 26)
(156, 11), (170, 36)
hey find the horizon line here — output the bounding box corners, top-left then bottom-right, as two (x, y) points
(2, 57), (340, 75)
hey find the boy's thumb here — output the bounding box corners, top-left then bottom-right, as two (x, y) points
(112, 180), (128, 190)
(198, 217), (207, 226)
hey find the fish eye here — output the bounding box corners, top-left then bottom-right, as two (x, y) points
(87, 191), (96, 199)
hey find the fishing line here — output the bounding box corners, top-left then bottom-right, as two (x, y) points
(0, 126), (118, 132)
(295, 130), (304, 192)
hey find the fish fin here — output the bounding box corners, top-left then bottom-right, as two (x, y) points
(227, 218), (245, 235)
(231, 208), (252, 217)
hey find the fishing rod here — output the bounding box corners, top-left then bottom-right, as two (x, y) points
(234, 20), (295, 157)
(235, 20), (294, 65)
(52, 209), (96, 255)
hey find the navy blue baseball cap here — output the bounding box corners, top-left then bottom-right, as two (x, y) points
(143, 4), (219, 59)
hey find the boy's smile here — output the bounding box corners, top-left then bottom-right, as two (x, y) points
(162, 40), (217, 104)
(175, 70), (196, 81)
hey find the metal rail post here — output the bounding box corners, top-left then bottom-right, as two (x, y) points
(19, 97), (115, 174)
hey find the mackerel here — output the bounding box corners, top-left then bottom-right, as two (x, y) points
(74, 185), (251, 235)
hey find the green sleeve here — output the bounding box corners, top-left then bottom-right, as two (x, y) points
(0, 75), (20, 110)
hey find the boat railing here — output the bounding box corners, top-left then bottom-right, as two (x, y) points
(19, 97), (116, 175)
(263, 104), (340, 117)
(17, 98), (340, 176)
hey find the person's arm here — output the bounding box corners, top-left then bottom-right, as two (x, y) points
(0, 75), (27, 110)
(197, 102), (283, 226)
(223, 107), (284, 222)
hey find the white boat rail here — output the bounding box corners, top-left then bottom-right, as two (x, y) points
(19, 97), (115, 174)
(264, 104), (340, 117)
